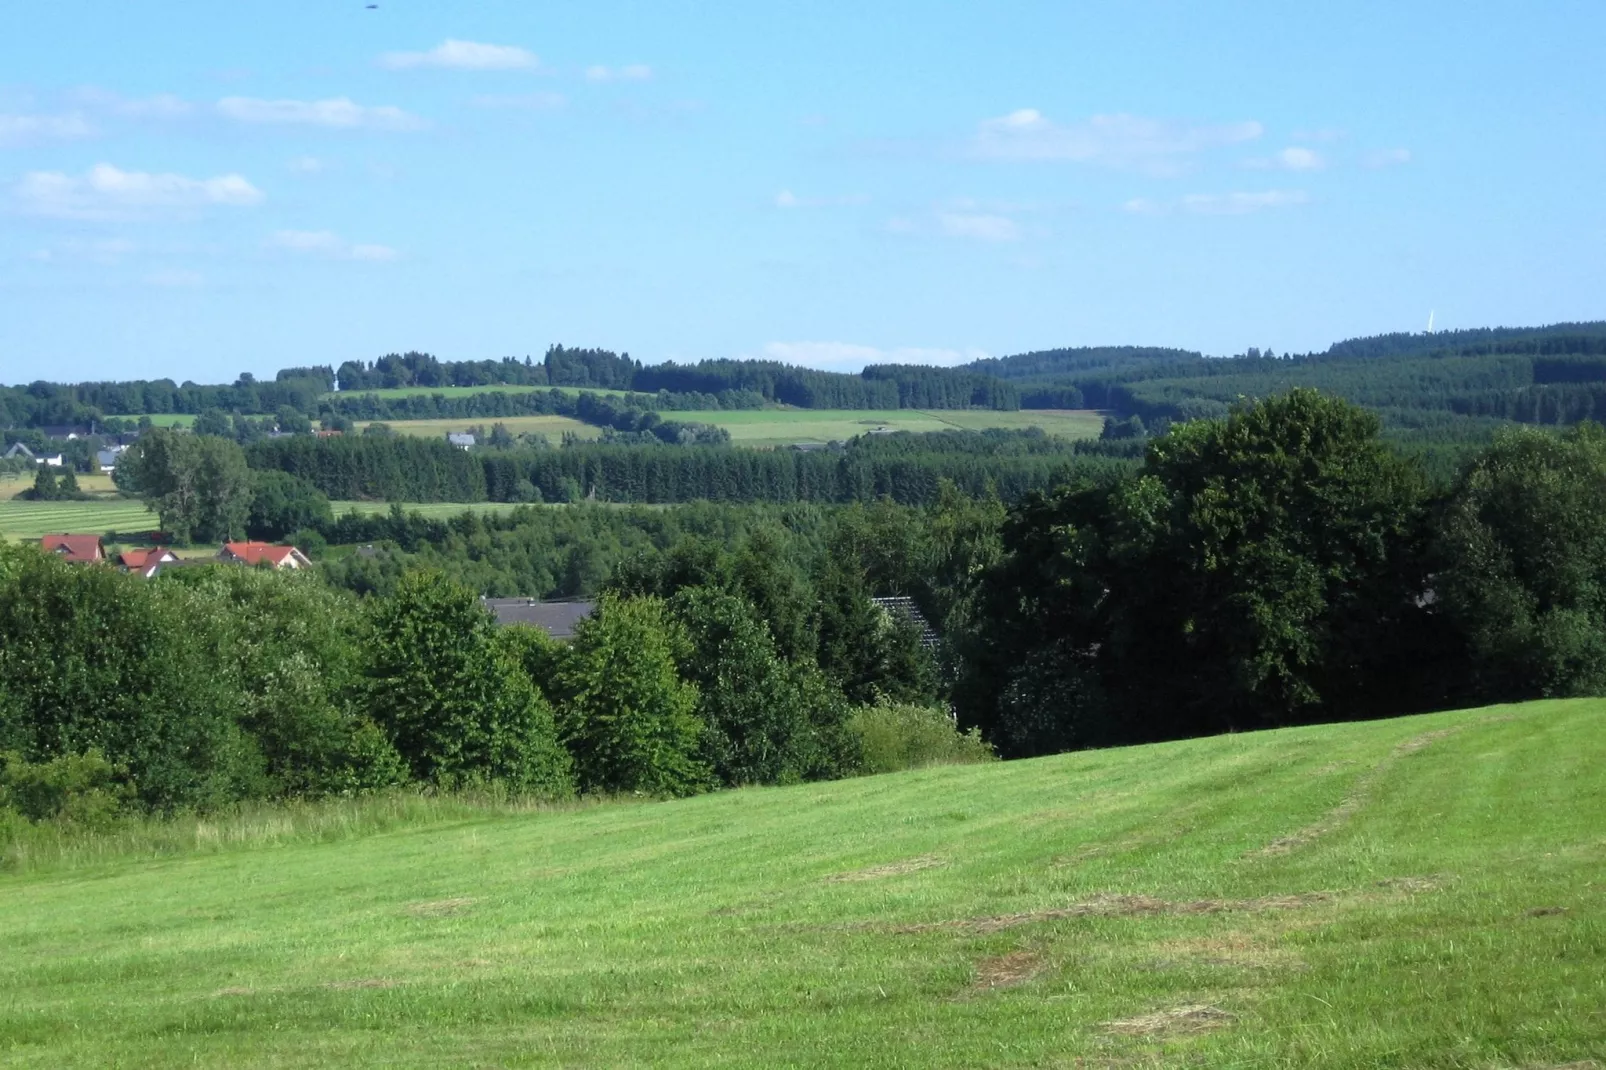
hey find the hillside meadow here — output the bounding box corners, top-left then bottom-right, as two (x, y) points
(2, 700), (1602, 1068)
(357, 407), (1103, 447)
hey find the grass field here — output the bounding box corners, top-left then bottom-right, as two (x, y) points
(0, 472), (118, 501)
(2, 700), (1601, 1067)
(329, 385), (630, 401)
(0, 498), (158, 540)
(355, 415), (602, 441)
(145, 413), (197, 428)
(364, 408), (1103, 448)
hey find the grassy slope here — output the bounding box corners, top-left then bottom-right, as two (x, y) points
(3, 701), (1602, 1068)
(354, 415), (602, 440)
(0, 498), (158, 539)
(361, 408), (1103, 448)
(329, 385), (631, 401)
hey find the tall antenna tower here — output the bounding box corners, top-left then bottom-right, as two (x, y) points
(1426, 310), (1436, 334)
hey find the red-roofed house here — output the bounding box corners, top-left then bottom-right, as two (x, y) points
(39, 534), (104, 564)
(217, 541), (313, 570)
(118, 547), (179, 578)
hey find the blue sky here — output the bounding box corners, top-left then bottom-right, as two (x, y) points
(1, 1), (1602, 383)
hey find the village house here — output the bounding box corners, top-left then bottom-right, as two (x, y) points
(118, 547), (179, 579)
(447, 432), (476, 449)
(97, 445), (126, 473)
(39, 534), (104, 564)
(482, 597), (594, 640)
(217, 541), (313, 570)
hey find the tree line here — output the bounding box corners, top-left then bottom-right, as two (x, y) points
(0, 516), (982, 823)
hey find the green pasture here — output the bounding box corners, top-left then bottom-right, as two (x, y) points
(678, 407), (1103, 446)
(0, 472), (117, 501)
(3, 700), (1602, 1067)
(353, 407), (1102, 448)
(0, 498), (158, 540)
(354, 415), (602, 441)
(144, 413), (197, 428)
(328, 385), (630, 401)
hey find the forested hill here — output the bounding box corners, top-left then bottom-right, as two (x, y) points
(7, 321), (1606, 436)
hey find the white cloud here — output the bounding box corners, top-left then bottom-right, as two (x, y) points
(0, 112), (95, 146)
(267, 230), (397, 262)
(470, 92), (567, 111)
(774, 189), (869, 209)
(1180, 189), (1309, 215)
(15, 163), (262, 220)
(937, 212), (1019, 242)
(288, 156), (326, 175)
(216, 96), (425, 130)
(972, 109), (1262, 173)
(1121, 197), (1164, 215)
(1246, 146), (1325, 171)
(380, 40), (539, 71)
(585, 64), (653, 83)
(1364, 147), (1412, 168)
(754, 341), (989, 373)
(71, 88), (193, 119)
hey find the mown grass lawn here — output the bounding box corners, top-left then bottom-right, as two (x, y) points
(662, 407), (1103, 446)
(0, 497), (158, 540)
(354, 407), (1103, 448)
(2, 701), (1602, 1067)
(353, 415), (603, 441)
(329, 385), (631, 401)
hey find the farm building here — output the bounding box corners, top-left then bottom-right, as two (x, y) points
(39, 534), (105, 564)
(118, 547), (178, 578)
(217, 542), (313, 570)
(483, 598), (594, 640)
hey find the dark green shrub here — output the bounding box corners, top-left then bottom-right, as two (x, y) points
(848, 701), (995, 776)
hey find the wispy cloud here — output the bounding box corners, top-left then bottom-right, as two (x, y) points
(774, 189), (869, 209)
(1363, 147), (1412, 168)
(288, 156), (326, 175)
(585, 64), (653, 83)
(0, 112), (95, 146)
(972, 109), (1262, 174)
(754, 341), (989, 372)
(15, 163), (263, 220)
(1245, 146), (1325, 171)
(470, 92), (567, 111)
(71, 88), (193, 119)
(380, 40), (539, 71)
(217, 96), (425, 130)
(937, 212), (1020, 242)
(267, 230), (398, 262)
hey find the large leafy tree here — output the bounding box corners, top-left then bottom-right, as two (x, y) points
(246, 470), (332, 541)
(366, 571), (572, 793)
(669, 587), (852, 786)
(1437, 422), (1606, 698)
(116, 429), (253, 544)
(958, 390), (1438, 755)
(0, 545), (251, 809)
(553, 594), (706, 796)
